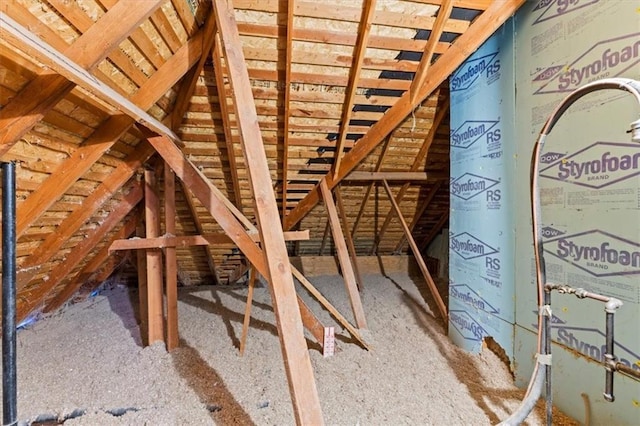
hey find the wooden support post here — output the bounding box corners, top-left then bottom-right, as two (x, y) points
(164, 163), (179, 350)
(319, 179), (367, 329)
(136, 218), (148, 345)
(144, 167), (164, 345)
(239, 266), (257, 356)
(218, 2), (327, 422)
(381, 180), (447, 321)
(334, 185), (364, 292)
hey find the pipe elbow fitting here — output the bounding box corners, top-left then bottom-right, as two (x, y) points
(605, 298), (623, 313)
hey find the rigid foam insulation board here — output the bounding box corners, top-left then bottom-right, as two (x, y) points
(449, 1), (639, 424)
(448, 20), (517, 356)
(512, 1), (639, 424)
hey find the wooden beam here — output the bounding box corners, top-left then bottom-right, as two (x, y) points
(0, 13), (182, 145)
(43, 214), (138, 313)
(334, 185), (364, 292)
(164, 164), (179, 351)
(281, 0), (295, 221)
(109, 230), (310, 252)
(136, 213), (149, 345)
(0, 0), (163, 154)
(283, 0), (525, 231)
(213, 1), (324, 422)
(144, 166), (164, 345)
(212, 33), (243, 210)
(18, 144), (155, 289)
(344, 172), (431, 181)
(239, 266), (257, 356)
(409, 0), (453, 104)
(381, 180), (447, 321)
(319, 219), (330, 256)
(332, 0), (377, 179)
(14, 29), (204, 238)
(17, 183), (143, 322)
(171, 11), (217, 130)
(319, 179), (367, 329)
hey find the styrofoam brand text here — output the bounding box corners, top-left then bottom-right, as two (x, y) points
(451, 52), (500, 92)
(450, 120), (500, 149)
(535, 34), (640, 94)
(450, 232), (499, 260)
(547, 230), (640, 276)
(541, 142), (640, 189)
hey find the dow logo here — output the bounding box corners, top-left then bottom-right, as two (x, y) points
(533, 0), (599, 25)
(539, 151), (565, 164)
(545, 229), (640, 277)
(450, 232), (498, 260)
(450, 284), (499, 314)
(449, 310), (487, 342)
(451, 52), (500, 92)
(540, 142), (640, 189)
(535, 33), (640, 94)
(450, 173), (499, 200)
(541, 226), (565, 239)
(450, 120), (499, 149)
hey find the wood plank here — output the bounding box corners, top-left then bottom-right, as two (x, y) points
(283, 0), (526, 231)
(334, 185), (364, 292)
(281, 0), (294, 221)
(144, 167), (164, 345)
(109, 230), (310, 251)
(239, 266), (257, 356)
(164, 164), (179, 350)
(381, 180), (447, 321)
(213, 2), (324, 423)
(344, 172), (431, 181)
(12, 28), (204, 238)
(409, 0), (453, 105)
(43, 214), (138, 313)
(0, 0), (163, 154)
(171, 11), (217, 130)
(332, 0), (376, 179)
(17, 183), (143, 322)
(136, 217), (149, 345)
(211, 33), (243, 209)
(0, 14), (182, 145)
(319, 179), (367, 329)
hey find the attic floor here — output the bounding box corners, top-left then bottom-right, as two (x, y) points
(6, 273), (577, 425)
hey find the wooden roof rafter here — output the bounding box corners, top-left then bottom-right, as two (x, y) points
(283, 0), (526, 231)
(0, 0), (164, 155)
(331, 0), (377, 180)
(3, 20), (205, 239)
(281, 0), (295, 221)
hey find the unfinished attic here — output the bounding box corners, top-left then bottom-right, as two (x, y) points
(2, 0), (640, 424)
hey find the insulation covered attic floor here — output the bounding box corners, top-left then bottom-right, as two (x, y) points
(4, 272), (577, 425)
